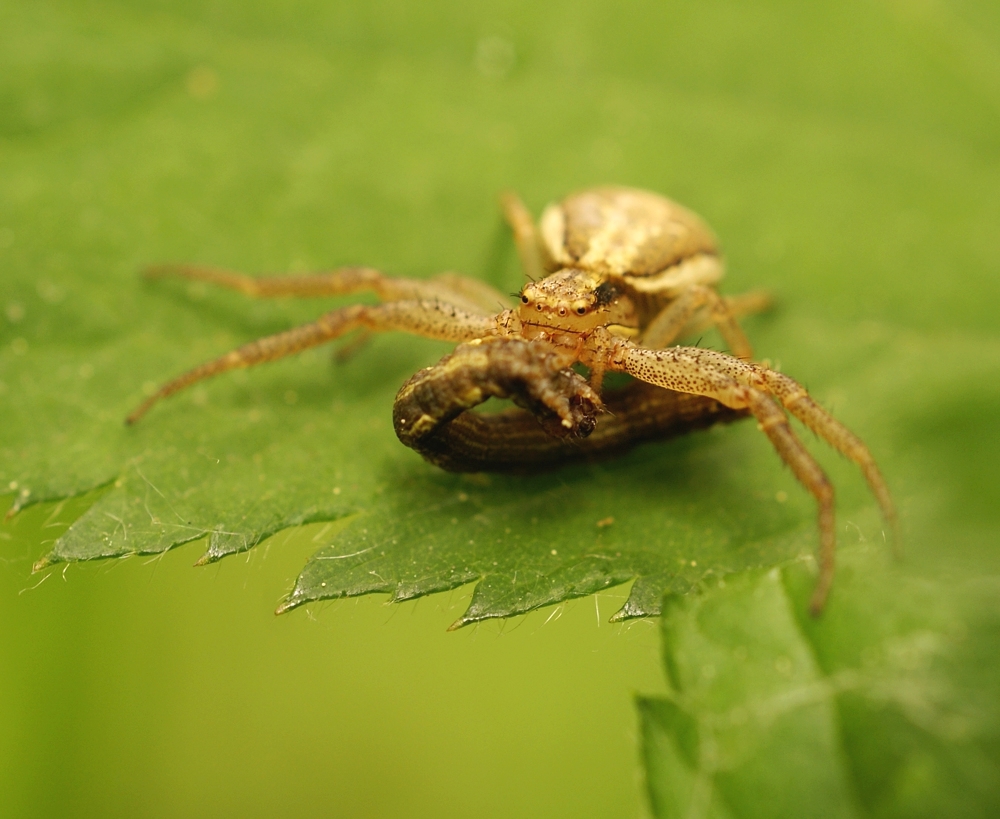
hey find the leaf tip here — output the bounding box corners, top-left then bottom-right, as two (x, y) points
(608, 598), (657, 623)
(274, 594), (301, 616)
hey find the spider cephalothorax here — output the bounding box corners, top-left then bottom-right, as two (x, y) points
(128, 187), (896, 614)
(517, 270), (635, 341)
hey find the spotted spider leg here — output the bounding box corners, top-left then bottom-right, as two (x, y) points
(126, 300), (494, 424)
(143, 263), (510, 316)
(608, 339), (897, 614)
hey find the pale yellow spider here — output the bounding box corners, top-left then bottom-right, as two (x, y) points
(129, 187), (896, 613)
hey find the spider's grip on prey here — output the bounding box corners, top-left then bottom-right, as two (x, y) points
(393, 337), (747, 472)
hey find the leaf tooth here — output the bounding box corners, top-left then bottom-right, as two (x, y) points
(274, 593), (304, 616)
(446, 615), (472, 632)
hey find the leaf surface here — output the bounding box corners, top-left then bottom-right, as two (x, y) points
(2, 0), (998, 627)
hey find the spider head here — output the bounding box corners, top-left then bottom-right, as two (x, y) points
(517, 269), (624, 332)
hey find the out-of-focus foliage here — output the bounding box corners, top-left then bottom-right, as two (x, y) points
(640, 548), (1000, 818)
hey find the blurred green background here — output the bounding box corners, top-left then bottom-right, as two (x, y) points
(2, 495), (665, 818)
(2, 1), (999, 817)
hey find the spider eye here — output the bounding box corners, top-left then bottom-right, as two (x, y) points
(558, 307), (567, 317)
(576, 306), (587, 315)
(521, 295), (529, 304)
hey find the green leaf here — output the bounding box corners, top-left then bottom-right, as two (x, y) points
(3, 0), (999, 626)
(639, 547), (1000, 818)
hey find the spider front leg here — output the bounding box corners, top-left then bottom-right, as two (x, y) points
(143, 263), (509, 316)
(608, 339), (896, 614)
(127, 300), (496, 424)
